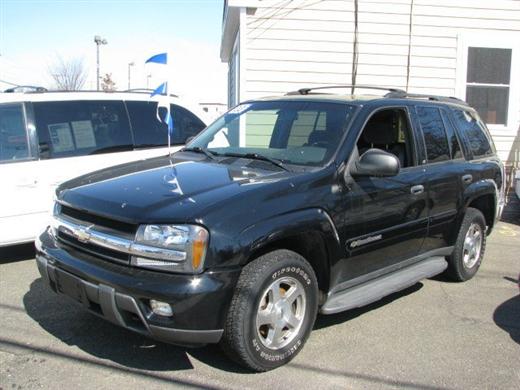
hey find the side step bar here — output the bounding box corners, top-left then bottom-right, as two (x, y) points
(320, 257), (448, 315)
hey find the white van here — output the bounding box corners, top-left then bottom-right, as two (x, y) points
(0, 91), (207, 247)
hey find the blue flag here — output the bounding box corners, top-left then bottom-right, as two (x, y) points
(150, 82), (167, 97)
(145, 53), (167, 64)
(164, 110), (174, 136)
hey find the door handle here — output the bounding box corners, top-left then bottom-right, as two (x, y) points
(462, 174), (473, 184)
(410, 185), (424, 195)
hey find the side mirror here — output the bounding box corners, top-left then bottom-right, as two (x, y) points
(350, 148), (400, 177)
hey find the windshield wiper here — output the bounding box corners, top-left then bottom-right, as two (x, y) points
(180, 146), (218, 160)
(222, 152), (289, 172)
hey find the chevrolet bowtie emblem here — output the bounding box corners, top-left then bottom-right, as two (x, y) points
(73, 225), (93, 243)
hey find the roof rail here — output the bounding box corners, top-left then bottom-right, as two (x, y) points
(384, 91), (469, 106)
(286, 85), (406, 96)
(4, 86), (48, 93)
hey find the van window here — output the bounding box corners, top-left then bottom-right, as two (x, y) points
(171, 104), (206, 141)
(126, 101), (205, 147)
(416, 106), (450, 163)
(451, 108), (494, 158)
(34, 100), (133, 159)
(0, 104), (29, 162)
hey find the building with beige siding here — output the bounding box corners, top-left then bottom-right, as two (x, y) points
(220, 0), (520, 183)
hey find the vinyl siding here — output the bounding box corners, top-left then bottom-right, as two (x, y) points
(226, 0), (520, 165)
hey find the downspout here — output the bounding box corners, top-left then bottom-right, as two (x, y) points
(351, 0), (359, 95)
(406, 0), (414, 92)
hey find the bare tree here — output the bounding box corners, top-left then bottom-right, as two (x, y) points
(48, 56), (88, 91)
(101, 73), (117, 91)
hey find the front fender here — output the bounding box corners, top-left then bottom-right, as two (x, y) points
(238, 208), (342, 267)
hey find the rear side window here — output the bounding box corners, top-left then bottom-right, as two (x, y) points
(440, 109), (463, 159)
(126, 101), (205, 147)
(0, 104), (29, 162)
(416, 106), (450, 163)
(451, 109), (494, 158)
(34, 100), (133, 159)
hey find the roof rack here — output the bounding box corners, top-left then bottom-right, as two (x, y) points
(4, 86), (48, 93)
(384, 91), (468, 106)
(286, 85), (406, 96)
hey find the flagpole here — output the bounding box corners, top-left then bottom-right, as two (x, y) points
(145, 52), (173, 168)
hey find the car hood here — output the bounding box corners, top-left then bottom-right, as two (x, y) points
(57, 154), (299, 224)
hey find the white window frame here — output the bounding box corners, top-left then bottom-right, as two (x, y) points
(456, 32), (520, 133)
(228, 33), (240, 108)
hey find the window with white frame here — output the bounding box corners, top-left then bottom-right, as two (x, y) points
(465, 47), (512, 126)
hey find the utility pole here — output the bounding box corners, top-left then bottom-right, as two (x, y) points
(146, 74), (152, 89)
(127, 62), (134, 90)
(94, 35), (108, 91)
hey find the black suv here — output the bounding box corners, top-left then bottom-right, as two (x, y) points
(35, 86), (505, 371)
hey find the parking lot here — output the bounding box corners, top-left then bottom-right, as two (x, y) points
(1, 213), (519, 389)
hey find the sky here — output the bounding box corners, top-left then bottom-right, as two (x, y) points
(0, 0), (227, 102)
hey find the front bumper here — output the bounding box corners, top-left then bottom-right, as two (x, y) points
(36, 229), (240, 346)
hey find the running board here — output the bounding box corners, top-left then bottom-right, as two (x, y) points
(320, 257), (448, 315)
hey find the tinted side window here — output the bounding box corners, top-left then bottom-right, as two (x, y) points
(126, 101), (167, 147)
(128, 102), (205, 147)
(170, 104), (206, 143)
(416, 106), (450, 163)
(440, 109), (463, 159)
(34, 101), (132, 159)
(0, 104), (29, 162)
(451, 109), (494, 158)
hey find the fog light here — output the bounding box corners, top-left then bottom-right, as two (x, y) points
(150, 300), (173, 317)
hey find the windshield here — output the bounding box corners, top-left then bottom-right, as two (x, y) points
(189, 101), (355, 167)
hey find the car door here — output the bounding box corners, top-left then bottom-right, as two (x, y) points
(0, 102), (43, 245)
(334, 106), (428, 286)
(412, 105), (466, 252)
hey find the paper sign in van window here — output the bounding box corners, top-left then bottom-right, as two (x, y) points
(71, 120), (96, 149)
(48, 123), (75, 152)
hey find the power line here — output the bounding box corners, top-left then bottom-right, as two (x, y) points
(0, 78), (19, 87)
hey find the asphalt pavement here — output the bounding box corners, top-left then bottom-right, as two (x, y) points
(0, 212), (519, 389)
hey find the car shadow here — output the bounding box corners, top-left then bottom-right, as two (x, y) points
(0, 243), (35, 264)
(22, 277), (426, 374)
(493, 293), (520, 345)
(23, 277), (247, 372)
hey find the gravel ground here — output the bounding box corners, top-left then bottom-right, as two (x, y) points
(0, 217), (518, 389)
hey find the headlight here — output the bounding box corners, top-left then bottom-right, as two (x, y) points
(131, 224), (209, 274)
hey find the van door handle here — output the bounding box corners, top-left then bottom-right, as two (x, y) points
(410, 185), (424, 195)
(462, 174), (473, 184)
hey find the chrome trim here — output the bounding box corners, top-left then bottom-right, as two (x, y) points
(319, 209), (340, 244)
(52, 215), (186, 262)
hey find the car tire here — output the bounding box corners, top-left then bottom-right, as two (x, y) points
(220, 249), (318, 372)
(446, 207), (487, 282)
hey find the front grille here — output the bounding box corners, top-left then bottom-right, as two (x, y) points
(61, 205), (137, 234)
(57, 231), (130, 265)
(56, 204), (136, 265)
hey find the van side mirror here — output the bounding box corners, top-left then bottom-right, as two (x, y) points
(350, 148), (400, 177)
